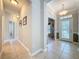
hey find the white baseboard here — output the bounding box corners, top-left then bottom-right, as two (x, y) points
(43, 45), (48, 52)
(17, 40), (48, 56)
(17, 39), (32, 56)
(3, 40), (10, 44)
(32, 49), (43, 56)
(32, 47), (48, 56)
(3, 39), (17, 44)
(43, 48), (47, 52)
(46, 44), (48, 48)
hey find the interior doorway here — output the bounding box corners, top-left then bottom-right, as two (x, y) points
(48, 18), (55, 43)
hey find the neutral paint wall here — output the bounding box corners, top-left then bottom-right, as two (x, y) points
(78, 11), (79, 41)
(0, 0), (3, 54)
(2, 13), (10, 42)
(0, 16), (2, 54)
(72, 12), (78, 42)
(72, 12), (78, 34)
(2, 15), (7, 43)
(14, 16), (19, 41)
(40, 0), (44, 50)
(19, 1), (32, 52)
(44, 2), (48, 48)
(32, 0), (45, 53)
(32, 0), (42, 53)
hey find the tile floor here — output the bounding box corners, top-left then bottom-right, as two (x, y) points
(48, 40), (79, 59)
(33, 40), (79, 59)
(32, 49), (48, 59)
(1, 40), (31, 59)
(0, 40), (79, 59)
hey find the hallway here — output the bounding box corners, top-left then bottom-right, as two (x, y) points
(1, 40), (31, 59)
(48, 40), (79, 59)
(1, 40), (79, 59)
(0, 0), (79, 59)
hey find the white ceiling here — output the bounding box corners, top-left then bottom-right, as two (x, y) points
(47, 0), (79, 14)
(3, 0), (22, 14)
(3, 0), (31, 14)
(4, 0), (79, 15)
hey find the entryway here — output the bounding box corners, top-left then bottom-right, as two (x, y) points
(59, 15), (73, 42)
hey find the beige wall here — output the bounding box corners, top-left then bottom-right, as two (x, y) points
(72, 12), (78, 34)
(0, 0), (3, 54)
(19, 1), (32, 52)
(2, 13), (9, 42)
(0, 16), (2, 54)
(78, 11), (79, 41)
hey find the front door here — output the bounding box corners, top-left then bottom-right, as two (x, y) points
(59, 15), (73, 42)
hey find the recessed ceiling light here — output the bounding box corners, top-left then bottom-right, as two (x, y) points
(11, 0), (18, 5)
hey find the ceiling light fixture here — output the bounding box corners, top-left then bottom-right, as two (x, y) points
(11, 0), (18, 5)
(59, 10), (68, 15)
(16, 15), (20, 18)
(59, 4), (68, 16)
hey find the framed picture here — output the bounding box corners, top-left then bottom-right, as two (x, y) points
(23, 16), (27, 25)
(19, 20), (22, 26)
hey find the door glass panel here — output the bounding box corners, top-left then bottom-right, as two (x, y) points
(61, 19), (69, 39)
(8, 21), (15, 39)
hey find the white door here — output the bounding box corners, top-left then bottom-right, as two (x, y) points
(8, 21), (15, 40)
(59, 16), (73, 42)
